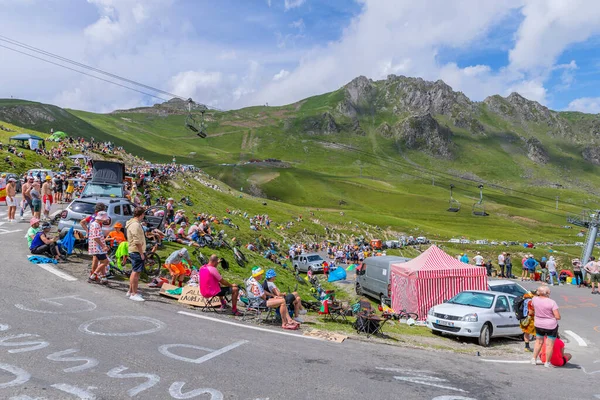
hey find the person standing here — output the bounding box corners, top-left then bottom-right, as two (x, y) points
(30, 178), (42, 220)
(505, 253), (513, 279)
(498, 252), (506, 277)
(519, 292), (535, 352)
(584, 257), (600, 294)
(20, 176), (34, 219)
(531, 286), (561, 368)
(5, 177), (17, 222)
(572, 258), (583, 288)
(460, 253), (469, 264)
(126, 207), (146, 302)
(41, 176), (53, 220)
(473, 252), (484, 268)
(539, 257), (548, 283)
(87, 211), (109, 284)
(547, 256), (560, 286)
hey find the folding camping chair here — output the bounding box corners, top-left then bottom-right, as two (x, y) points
(200, 295), (227, 313)
(353, 299), (387, 338)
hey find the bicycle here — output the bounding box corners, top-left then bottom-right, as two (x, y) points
(382, 308), (419, 321)
(192, 249), (208, 267)
(120, 245), (162, 278)
(209, 230), (247, 267)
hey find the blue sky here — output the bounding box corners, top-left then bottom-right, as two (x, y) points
(1, 0), (600, 113)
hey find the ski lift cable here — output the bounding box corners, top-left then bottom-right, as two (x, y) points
(0, 35), (223, 111)
(312, 138), (589, 210)
(0, 43), (171, 102)
(309, 139), (573, 218)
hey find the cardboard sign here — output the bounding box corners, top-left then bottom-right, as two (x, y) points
(159, 283), (182, 299)
(177, 285), (219, 307)
(303, 329), (347, 343)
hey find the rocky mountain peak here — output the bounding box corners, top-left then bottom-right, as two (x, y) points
(394, 113), (453, 158)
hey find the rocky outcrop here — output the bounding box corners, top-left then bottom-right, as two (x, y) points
(524, 137), (549, 164)
(483, 93), (568, 136)
(582, 147), (600, 165)
(302, 112), (340, 135)
(382, 75), (473, 117)
(453, 111), (485, 135)
(395, 113), (453, 158)
(377, 122), (393, 138)
(351, 118), (366, 136)
(112, 98), (207, 115)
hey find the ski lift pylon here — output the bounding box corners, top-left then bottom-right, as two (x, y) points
(472, 184), (489, 216)
(447, 184), (460, 212)
(185, 98), (207, 138)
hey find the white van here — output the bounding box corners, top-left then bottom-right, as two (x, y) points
(355, 256), (411, 305)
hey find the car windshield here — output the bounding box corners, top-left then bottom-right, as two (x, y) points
(307, 255), (323, 262)
(81, 183), (123, 198)
(69, 201), (96, 215)
(447, 292), (495, 308)
(490, 284), (528, 297)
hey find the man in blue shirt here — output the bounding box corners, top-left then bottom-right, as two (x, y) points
(460, 253), (469, 264)
(522, 255), (538, 281)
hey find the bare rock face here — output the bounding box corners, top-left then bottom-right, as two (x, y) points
(352, 118), (366, 136)
(345, 76), (375, 105)
(0, 105), (57, 125)
(377, 122), (393, 138)
(524, 137), (549, 164)
(383, 75), (473, 116)
(453, 111), (485, 134)
(582, 147), (600, 165)
(483, 93), (568, 135)
(302, 112), (340, 135)
(395, 113), (453, 158)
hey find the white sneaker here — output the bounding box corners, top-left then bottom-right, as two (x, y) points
(530, 358), (536, 365)
(293, 317), (304, 323)
(129, 293), (145, 302)
(544, 362), (553, 368)
(126, 291), (131, 297)
(299, 309), (307, 315)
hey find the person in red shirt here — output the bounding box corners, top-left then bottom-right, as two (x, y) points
(540, 336), (572, 367)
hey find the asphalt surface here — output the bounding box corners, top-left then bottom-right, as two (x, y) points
(0, 202), (599, 400)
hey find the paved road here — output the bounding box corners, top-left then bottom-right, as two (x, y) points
(0, 205), (598, 399)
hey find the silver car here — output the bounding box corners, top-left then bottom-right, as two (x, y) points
(426, 290), (522, 347)
(293, 253), (325, 273)
(58, 198), (134, 237)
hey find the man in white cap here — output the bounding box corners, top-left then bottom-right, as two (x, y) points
(6, 177), (17, 222)
(88, 211), (110, 284)
(473, 252), (484, 268)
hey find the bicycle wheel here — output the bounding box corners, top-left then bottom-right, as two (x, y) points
(144, 252), (162, 277)
(398, 312), (419, 321)
(235, 247), (247, 263)
(195, 251), (207, 266)
(233, 248), (246, 267)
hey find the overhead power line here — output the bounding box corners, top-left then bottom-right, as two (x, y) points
(0, 35), (222, 111)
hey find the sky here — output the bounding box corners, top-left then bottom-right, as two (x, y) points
(1, 0), (600, 114)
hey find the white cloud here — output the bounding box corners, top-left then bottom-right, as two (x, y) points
(273, 69), (290, 81)
(284, 0), (305, 11)
(567, 97), (600, 114)
(509, 0), (600, 73)
(168, 70), (223, 99)
(290, 18), (305, 31)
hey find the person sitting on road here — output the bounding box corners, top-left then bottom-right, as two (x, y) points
(199, 254), (241, 316)
(105, 222), (126, 247)
(246, 266), (298, 330)
(30, 222), (66, 261)
(26, 217), (41, 248)
(262, 269), (306, 323)
(164, 248), (191, 287)
(539, 334), (572, 367)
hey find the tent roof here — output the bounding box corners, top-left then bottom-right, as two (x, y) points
(9, 133), (45, 141)
(391, 245), (485, 278)
(68, 154), (89, 159)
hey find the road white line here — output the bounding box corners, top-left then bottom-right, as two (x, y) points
(36, 263), (77, 282)
(480, 359), (531, 364)
(565, 330), (588, 347)
(178, 311), (328, 342)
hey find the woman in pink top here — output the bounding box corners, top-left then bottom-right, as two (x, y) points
(531, 285), (561, 368)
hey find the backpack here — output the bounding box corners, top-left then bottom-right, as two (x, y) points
(513, 296), (530, 320)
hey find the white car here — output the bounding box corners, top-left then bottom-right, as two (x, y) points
(448, 238), (461, 243)
(488, 280), (529, 297)
(426, 291), (522, 347)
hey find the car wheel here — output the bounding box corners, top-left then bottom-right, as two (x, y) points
(478, 323), (491, 347)
(294, 265), (299, 273)
(379, 293), (387, 305)
(355, 282), (363, 295)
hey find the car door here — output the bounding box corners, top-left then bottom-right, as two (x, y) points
(144, 206), (166, 231)
(492, 295), (519, 336)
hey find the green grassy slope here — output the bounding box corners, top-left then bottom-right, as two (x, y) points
(3, 76), (600, 243)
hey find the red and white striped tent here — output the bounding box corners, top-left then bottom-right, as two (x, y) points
(390, 245), (487, 320)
